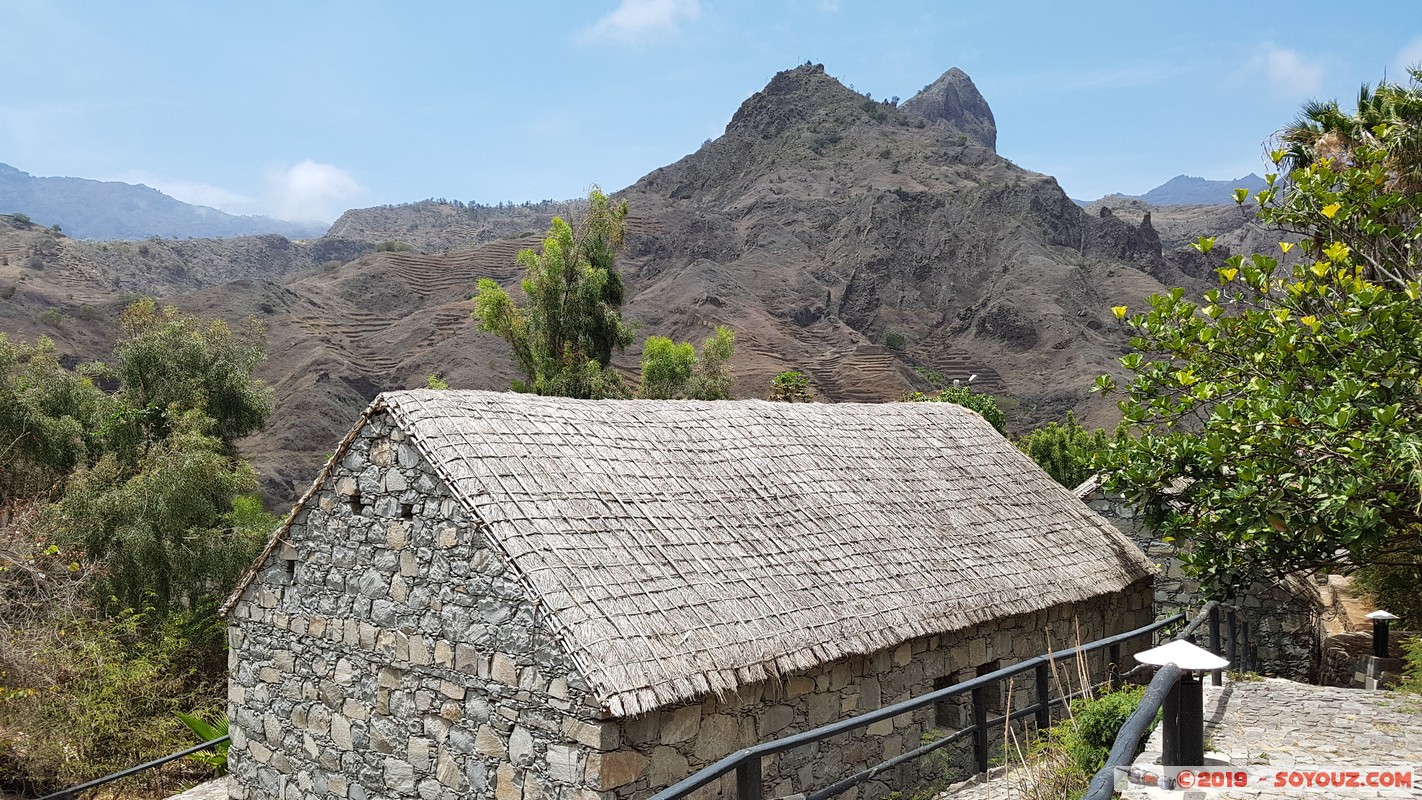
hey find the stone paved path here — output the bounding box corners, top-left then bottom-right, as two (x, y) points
(937, 677), (1420, 800)
(1123, 677), (1421, 798)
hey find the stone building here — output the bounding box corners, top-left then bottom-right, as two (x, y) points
(223, 391), (1155, 800)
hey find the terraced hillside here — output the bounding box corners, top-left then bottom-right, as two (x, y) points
(0, 65), (1229, 509)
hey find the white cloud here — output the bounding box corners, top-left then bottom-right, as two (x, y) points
(1252, 45), (1324, 99)
(115, 160), (363, 224)
(581, 0), (701, 45)
(1394, 35), (1422, 77)
(264, 160), (363, 223)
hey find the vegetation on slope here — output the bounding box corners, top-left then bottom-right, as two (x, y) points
(0, 301), (274, 796)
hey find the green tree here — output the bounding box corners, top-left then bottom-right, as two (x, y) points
(639, 326), (735, 400)
(474, 189), (634, 398)
(0, 300), (274, 611)
(47, 410), (269, 612)
(1279, 68), (1422, 195)
(906, 385), (1006, 433)
(112, 299), (272, 450)
(1016, 413), (1125, 489)
(768, 371), (813, 402)
(0, 336), (104, 501)
(1099, 79), (1422, 595)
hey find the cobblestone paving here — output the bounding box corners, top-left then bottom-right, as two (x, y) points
(1125, 677), (1420, 798)
(937, 677), (1421, 800)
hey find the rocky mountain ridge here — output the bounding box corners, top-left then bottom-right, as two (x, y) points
(0, 64), (1237, 507)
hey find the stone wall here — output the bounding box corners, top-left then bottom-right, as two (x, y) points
(228, 413), (1154, 800)
(229, 411), (619, 800)
(1079, 482), (1324, 681)
(610, 581), (1154, 800)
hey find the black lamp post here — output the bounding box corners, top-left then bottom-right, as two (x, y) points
(1135, 639), (1230, 776)
(1367, 610), (1398, 659)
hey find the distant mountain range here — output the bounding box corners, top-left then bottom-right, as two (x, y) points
(1083, 173), (1269, 207)
(0, 163), (326, 240)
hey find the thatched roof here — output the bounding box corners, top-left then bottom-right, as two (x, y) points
(235, 390), (1153, 717)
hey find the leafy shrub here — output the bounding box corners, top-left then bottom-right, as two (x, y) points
(884, 331), (906, 351)
(1352, 563), (1422, 631)
(38, 308), (62, 327)
(907, 386), (1007, 433)
(1016, 414), (1126, 489)
(174, 712), (229, 774)
(1060, 687), (1146, 774)
(375, 240), (412, 252)
(1401, 636), (1422, 693)
(769, 370), (813, 402)
(1018, 686), (1148, 798)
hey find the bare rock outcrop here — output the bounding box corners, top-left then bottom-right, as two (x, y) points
(900, 67), (997, 151)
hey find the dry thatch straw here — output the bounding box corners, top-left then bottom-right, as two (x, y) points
(230, 390), (1154, 717)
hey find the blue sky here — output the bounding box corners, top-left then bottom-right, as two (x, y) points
(4, 1), (1420, 223)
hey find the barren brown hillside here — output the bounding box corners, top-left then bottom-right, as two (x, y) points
(0, 64), (1260, 507)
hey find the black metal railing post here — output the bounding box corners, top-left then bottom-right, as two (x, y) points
(1208, 604), (1222, 686)
(1239, 618), (1251, 672)
(1034, 662), (1051, 730)
(736, 754), (763, 800)
(971, 683), (990, 774)
(1226, 607), (1238, 667)
(1159, 673), (1182, 767)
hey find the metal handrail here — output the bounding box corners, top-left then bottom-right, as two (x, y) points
(649, 612), (1183, 800)
(37, 735), (230, 800)
(1081, 599), (1249, 800)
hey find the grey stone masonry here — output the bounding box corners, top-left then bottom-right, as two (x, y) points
(229, 412), (611, 800)
(1081, 485), (1324, 681)
(228, 412), (1154, 800)
(609, 585), (1153, 800)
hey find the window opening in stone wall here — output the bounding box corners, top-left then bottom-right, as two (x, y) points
(400, 502), (414, 520)
(284, 558), (297, 583)
(349, 492), (363, 515)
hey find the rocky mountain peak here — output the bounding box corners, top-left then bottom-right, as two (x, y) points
(900, 67), (997, 151)
(725, 63), (875, 139)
